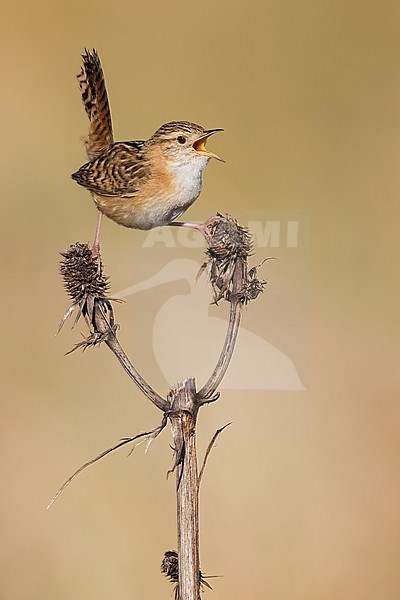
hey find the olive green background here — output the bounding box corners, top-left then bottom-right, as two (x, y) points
(1, 1), (400, 598)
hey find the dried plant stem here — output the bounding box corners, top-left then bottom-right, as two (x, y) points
(199, 258), (246, 400)
(198, 423), (232, 487)
(57, 214), (265, 600)
(168, 379), (200, 600)
(94, 304), (168, 412)
(199, 300), (242, 400)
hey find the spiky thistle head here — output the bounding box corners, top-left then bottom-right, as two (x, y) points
(161, 550), (213, 600)
(60, 242), (109, 303)
(161, 550), (179, 585)
(57, 243), (116, 341)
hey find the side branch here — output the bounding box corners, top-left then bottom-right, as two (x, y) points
(198, 215), (266, 401)
(198, 300), (242, 400)
(94, 305), (168, 412)
(58, 243), (168, 413)
(47, 415), (168, 509)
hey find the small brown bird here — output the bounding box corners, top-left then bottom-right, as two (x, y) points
(72, 49), (223, 254)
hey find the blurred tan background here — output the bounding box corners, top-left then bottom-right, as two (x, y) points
(1, 1), (400, 598)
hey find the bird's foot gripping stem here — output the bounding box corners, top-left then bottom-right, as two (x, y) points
(169, 215), (222, 243)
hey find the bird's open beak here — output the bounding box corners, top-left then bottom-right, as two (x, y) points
(193, 129), (225, 162)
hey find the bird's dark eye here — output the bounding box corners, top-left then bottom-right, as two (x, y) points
(177, 135), (186, 144)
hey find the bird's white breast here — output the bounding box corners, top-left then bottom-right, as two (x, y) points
(119, 155), (210, 230)
(168, 155), (209, 206)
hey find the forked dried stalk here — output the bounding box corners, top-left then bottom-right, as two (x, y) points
(54, 214), (265, 600)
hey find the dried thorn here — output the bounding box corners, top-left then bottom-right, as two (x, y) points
(126, 444), (136, 458)
(47, 415), (167, 509)
(201, 578), (213, 591)
(176, 441), (186, 490)
(256, 256), (278, 268)
(107, 296), (124, 303)
(128, 422), (166, 455)
(198, 423), (232, 488)
(65, 329), (112, 355)
(72, 298), (85, 328)
(56, 304), (76, 335)
(166, 441), (185, 485)
(195, 261), (208, 284)
(199, 392), (220, 406)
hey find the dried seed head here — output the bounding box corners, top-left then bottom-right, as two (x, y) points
(57, 243), (116, 340)
(161, 550), (179, 584)
(161, 550), (213, 598)
(60, 242), (109, 302)
(201, 214), (265, 304)
(207, 214), (253, 261)
(242, 264), (267, 304)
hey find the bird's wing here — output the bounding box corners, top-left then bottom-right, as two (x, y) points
(77, 48), (114, 159)
(71, 141), (149, 196)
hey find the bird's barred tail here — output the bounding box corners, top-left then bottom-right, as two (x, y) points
(77, 48), (114, 159)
